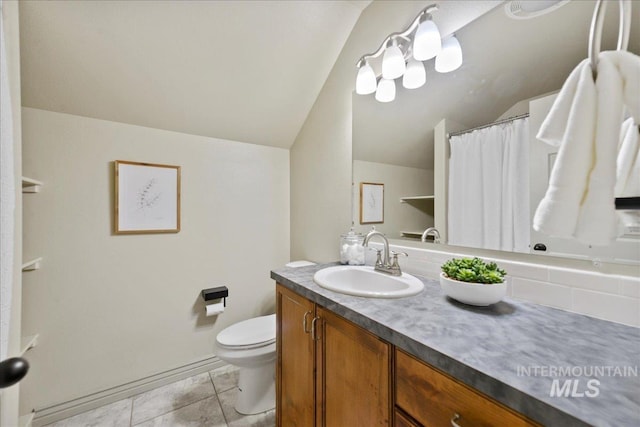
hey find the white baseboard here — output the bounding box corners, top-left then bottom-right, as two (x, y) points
(32, 355), (225, 427)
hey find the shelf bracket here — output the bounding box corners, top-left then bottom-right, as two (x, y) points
(22, 257), (42, 272)
(21, 177), (43, 194)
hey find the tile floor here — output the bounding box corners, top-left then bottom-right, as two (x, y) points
(44, 365), (275, 427)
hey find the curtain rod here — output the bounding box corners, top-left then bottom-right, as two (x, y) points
(447, 113), (530, 138)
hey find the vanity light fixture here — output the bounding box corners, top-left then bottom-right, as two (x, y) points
(382, 38), (406, 79)
(413, 14), (442, 60)
(355, 3), (462, 102)
(403, 58), (426, 89)
(355, 59), (377, 95)
(435, 35), (463, 73)
(375, 78), (396, 103)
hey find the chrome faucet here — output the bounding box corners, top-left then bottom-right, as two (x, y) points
(362, 230), (407, 276)
(421, 227), (441, 243)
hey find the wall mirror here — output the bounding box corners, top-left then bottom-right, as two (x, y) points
(352, 0), (640, 265)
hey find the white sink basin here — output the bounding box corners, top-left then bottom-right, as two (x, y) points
(313, 266), (424, 298)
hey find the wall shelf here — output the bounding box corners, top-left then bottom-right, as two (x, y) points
(615, 197), (640, 210)
(22, 257), (42, 272)
(20, 334), (39, 356)
(21, 176), (43, 193)
(400, 231), (438, 241)
(400, 195), (434, 203)
(400, 231), (423, 239)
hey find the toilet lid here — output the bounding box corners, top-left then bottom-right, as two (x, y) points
(217, 314), (276, 348)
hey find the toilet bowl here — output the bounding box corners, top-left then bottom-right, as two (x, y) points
(215, 314), (276, 415)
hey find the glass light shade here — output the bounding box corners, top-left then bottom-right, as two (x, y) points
(381, 41), (406, 80)
(403, 59), (426, 89)
(355, 62), (377, 95)
(375, 78), (396, 103)
(435, 35), (463, 73)
(413, 19), (441, 61)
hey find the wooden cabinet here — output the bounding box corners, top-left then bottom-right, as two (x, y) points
(276, 284), (391, 427)
(316, 306), (391, 426)
(276, 284), (315, 427)
(395, 349), (539, 427)
(277, 284), (539, 427)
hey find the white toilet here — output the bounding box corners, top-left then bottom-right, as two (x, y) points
(215, 314), (276, 415)
(215, 262), (314, 414)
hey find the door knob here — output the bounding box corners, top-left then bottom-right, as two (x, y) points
(0, 357), (29, 388)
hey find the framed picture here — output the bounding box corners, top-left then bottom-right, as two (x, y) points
(114, 160), (181, 234)
(360, 182), (384, 224)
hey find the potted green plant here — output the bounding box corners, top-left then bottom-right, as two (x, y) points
(440, 257), (507, 306)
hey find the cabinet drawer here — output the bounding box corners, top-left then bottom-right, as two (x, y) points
(395, 349), (539, 427)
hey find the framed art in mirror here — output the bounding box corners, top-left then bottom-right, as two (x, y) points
(114, 160), (181, 234)
(360, 182), (384, 224)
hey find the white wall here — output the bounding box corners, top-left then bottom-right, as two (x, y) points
(289, 63), (353, 263)
(20, 108), (290, 413)
(352, 160), (433, 239)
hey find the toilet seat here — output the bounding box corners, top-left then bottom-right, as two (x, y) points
(216, 314), (276, 350)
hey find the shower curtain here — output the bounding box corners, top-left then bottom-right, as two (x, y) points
(0, 0), (16, 361)
(448, 118), (530, 253)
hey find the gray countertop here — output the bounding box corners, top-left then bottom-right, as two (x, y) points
(271, 263), (640, 427)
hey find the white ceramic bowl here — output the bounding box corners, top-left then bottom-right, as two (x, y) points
(439, 272), (507, 306)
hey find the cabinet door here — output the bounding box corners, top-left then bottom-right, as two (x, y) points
(316, 307), (391, 427)
(276, 284), (316, 427)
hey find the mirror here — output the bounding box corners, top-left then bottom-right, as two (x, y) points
(352, 1), (640, 264)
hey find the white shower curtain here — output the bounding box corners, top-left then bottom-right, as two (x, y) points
(0, 0), (16, 362)
(448, 118), (530, 253)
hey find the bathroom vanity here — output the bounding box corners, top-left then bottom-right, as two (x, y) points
(276, 284), (390, 426)
(272, 264), (640, 427)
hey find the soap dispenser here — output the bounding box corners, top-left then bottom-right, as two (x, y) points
(340, 227), (365, 265)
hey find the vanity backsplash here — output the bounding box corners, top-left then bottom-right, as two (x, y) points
(366, 243), (640, 327)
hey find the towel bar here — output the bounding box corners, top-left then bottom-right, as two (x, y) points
(588, 0), (632, 77)
(615, 197), (640, 210)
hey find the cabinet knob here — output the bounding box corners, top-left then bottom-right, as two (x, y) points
(450, 413), (462, 427)
(303, 311), (312, 334)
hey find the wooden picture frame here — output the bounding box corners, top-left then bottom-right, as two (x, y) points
(114, 160), (181, 234)
(360, 182), (384, 224)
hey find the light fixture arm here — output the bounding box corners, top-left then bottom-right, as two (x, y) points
(356, 4), (439, 66)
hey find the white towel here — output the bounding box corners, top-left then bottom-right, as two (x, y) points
(533, 59), (597, 238)
(534, 51), (640, 246)
(574, 53), (626, 245)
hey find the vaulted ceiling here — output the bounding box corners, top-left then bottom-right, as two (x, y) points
(23, 0), (611, 159)
(18, 0), (369, 149)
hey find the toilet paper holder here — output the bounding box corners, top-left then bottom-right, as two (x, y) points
(201, 286), (228, 307)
